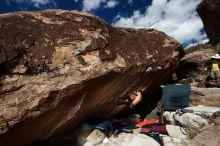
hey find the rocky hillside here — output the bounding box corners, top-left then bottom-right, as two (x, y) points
(0, 10), (183, 146)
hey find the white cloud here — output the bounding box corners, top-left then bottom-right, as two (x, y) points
(128, 0), (133, 5)
(31, 0), (50, 8)
(82, 0), (118, 11)
(104, 0), (119, 8)
(8, 0), (56, 8)
(113, 0), (206, 44)
(82, 0), (106, 11)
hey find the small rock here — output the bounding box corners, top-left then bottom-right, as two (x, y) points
(102, 137), (110, 144)
(85, 129), (106, 145)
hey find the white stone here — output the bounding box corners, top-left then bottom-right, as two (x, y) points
(185, 105), (220, 117)
(106, 133), (160, 146)
(172, 138), (182, 143)
(161, 135), (172, 143)
(102, 137), (110, 143)
(120, 134), (161, 146)
(84, 129), (106, 146)
(166, 125), (187, 139)
(161, 135), (183, 146)
(174, 113), (209, 131)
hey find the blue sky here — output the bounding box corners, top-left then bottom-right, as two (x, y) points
(0, 0), (208, 46)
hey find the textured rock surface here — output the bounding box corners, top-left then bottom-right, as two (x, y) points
(183, 47), (214, 65)
(189, 125), (220, 146)
(190, 88), (220, 107)
(166, 125), (187, 139)
(177, 46), (215, 80)
(100, 133), (161, 146)
(0, 9), (182, 145)
(84, 129), (106, 146)
(175, 112), (209, 138)
(197, 0), (220, 44)
(161, 135), (188, 146)
(186, 105), (220, 118)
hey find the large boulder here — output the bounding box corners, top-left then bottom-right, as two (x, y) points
(177, 45), (215, 81)
(183, 46), (214, 66)
(0, 10), (182, 145)
(197, 0), (220, 44)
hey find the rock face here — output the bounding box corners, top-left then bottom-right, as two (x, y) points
(197, 0), (220, 44)
(190, 88), (220, 107)
(189, 125), (220, 146)
(183, 47), (214, 66)
(177, 46), (215, 80)
(0, 10), (182, 145)
(176, 45), (220, 88)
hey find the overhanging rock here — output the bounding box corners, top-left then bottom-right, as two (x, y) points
(0, 9), (183, 145)
(197, 0), (220, 44)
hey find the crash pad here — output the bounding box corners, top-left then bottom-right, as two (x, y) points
(136, 119), (159, 127)
(162, 84), (191, 111)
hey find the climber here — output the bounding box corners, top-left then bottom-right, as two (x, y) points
(129, 90), (143, 108)
(210, 54), (220, 84)
(112, 90), (143, 108)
